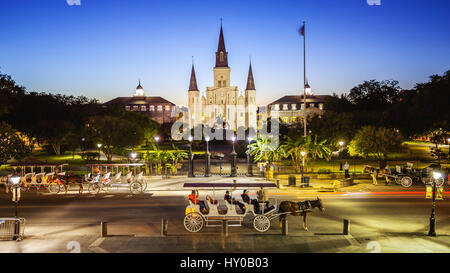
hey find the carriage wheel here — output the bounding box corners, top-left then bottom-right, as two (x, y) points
(253, 215), (271, 233)
(88, 183), (100, 195)
(141, 181), (147, 192)
(184, 212), (204, 233)
(395, 176), (403, 184)
(435, 177), (445, 187)
(48, 183), (60, 194)
(130, 182), (143, 195)
(401, 176), (413, 187)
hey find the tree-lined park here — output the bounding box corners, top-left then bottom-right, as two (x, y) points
(1, 70), (449, 176)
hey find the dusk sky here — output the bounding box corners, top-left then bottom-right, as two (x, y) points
(1, 0), (449, 106)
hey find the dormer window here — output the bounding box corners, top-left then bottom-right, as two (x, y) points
(141, 105), (147, 111)
(165, 105), (171, 111)
(125, 106), (131, 111)
(132, 105), (139, 111)
(157, 105), (163, 111)
(283, 104), (288, 110)
(150, 105), (155, 111)
(292, 104), (297, 110)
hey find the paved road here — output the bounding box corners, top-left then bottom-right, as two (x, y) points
(0, 178), (449, 252)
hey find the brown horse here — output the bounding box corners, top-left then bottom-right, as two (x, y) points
(278, 197), (324, 231)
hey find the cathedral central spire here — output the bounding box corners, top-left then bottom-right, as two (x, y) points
(215, 24), (228, 67)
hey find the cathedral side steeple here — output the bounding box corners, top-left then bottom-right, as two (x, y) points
(188, 64), (199, 91)
(246, 62), (256, 91)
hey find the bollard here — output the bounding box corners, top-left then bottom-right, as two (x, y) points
(161, 219), (168, 237)
(101, 221), (108, 237)
(343, 219), (350, 235)
(276, 179), (280, 189)
(282, 218), (288, 236)
(222, 220), (228, 237)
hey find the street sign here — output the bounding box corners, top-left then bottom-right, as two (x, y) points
(426, 185), (432, 199)
(436, 186), (444, 200)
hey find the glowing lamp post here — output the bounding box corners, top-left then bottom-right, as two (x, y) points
(10, 175), (21, 240)
(188, 136), (194, 177)
(97, 143), (102, 162)
(339, 141), (344, 171)
(300, 151), (306, 181)
(230, 136), (237, 177)
(247, 137), (254, 176)
(428, 171), (442, 236)
(205, 136), (211, 177)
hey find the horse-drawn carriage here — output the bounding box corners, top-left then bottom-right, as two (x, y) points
(183, 182), (324, 233)
(4, 164), (69, 194)
(85, 163), (147, 195)
(365, 163), (446, 187)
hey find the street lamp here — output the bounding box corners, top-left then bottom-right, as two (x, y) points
(247, 137), (253, 176)
(97, 143), (102, 162)
(428, 171), (442, 236)
(300, 151), (306, 183)
(205, 135), (211, 177)
(230, 136), (237, 177)
(154, 136), (160, 144)
(130, 151), (137, 160)
(10, 175), (21, 240)
(339, 141), (344, 171)
(188, 136), (194, 177)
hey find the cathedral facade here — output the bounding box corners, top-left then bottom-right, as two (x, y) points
(187, 25), (257, 132)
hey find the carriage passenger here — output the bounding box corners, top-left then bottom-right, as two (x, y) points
(224, 190), (246, 213)
(189, 190), (207, 213)
(241, 190), (260, 214)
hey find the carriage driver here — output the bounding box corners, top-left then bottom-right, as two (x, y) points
(189, 190), (207, 213)
(257, 186), (275, 212)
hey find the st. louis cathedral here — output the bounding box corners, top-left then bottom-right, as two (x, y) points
(188, 25), (257, 131)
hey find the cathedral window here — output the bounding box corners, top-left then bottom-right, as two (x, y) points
(220, 52), (224, 62)
(223, 80), (226, 87)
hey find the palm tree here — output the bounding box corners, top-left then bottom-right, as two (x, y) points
(247, 136), (286, 166)
(282, 135), (331, 173)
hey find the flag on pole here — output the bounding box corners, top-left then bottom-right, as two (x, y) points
(299, 24), (305, 36)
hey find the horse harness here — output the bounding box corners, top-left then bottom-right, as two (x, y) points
(297, 200), (312, 211)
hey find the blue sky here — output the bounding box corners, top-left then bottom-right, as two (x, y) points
(0, 0), (449, 105)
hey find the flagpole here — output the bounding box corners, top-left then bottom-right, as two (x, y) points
(303, 21), (307, 137)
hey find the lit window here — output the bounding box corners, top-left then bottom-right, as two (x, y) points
(141, 105), (147, 111)
(150, 105), (155, 111)
(133, 105), (139, 111)
(125, 106), (131, 111)
(274, 104), (280, 110)
(157, 105), (163, 111)
(165, 105), (171, 111)
(291, 117), (297, 122)
(319, 104), (324, 110)
(282, 116), (289, 123)
(292, 104), (297, 110)
(283, 104), (288, 110)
